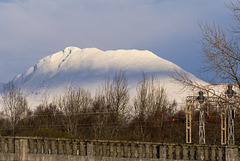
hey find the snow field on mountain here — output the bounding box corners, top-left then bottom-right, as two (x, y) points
(6, 47), (205, 109)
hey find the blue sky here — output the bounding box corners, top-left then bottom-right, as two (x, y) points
(0, 0), (234, 83)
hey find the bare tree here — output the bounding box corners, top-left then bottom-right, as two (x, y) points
(2, 82), (28, 136)
(134, 74), (170, 117)
(108, 70), (130, 115)
(133, 73), (174, 141)
(171, 1), (240, 103)
(199, 22), (240, 86)
(134, 73), (148, 119)
(91, 70), (130, 139)
(57, 86), (92, 138)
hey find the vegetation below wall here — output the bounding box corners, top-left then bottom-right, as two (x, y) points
(1, 71), (240, 145)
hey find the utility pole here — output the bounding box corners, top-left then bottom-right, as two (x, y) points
(197, 91), (205, 144)
(220, 103), (227, 145)
(186, 99), (192, 143)
(186, 85), (237, 145)
(186, 91), (206, 144)
(226, 85), (235, 145)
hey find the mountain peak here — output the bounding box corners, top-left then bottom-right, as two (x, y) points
(63, 46), (79, 53)
(18, 47), (179, 81)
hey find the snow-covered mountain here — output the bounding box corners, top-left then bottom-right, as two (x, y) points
(6, 47), (206, 109)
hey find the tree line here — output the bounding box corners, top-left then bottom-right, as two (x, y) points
(1, 71), (239, 145)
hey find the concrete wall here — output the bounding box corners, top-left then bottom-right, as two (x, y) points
(0, 136), (239, 161)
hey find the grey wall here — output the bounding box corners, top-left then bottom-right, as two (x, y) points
(0, 136), (239, 161)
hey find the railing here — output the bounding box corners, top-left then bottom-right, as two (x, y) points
(0, 136), (239, 160)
